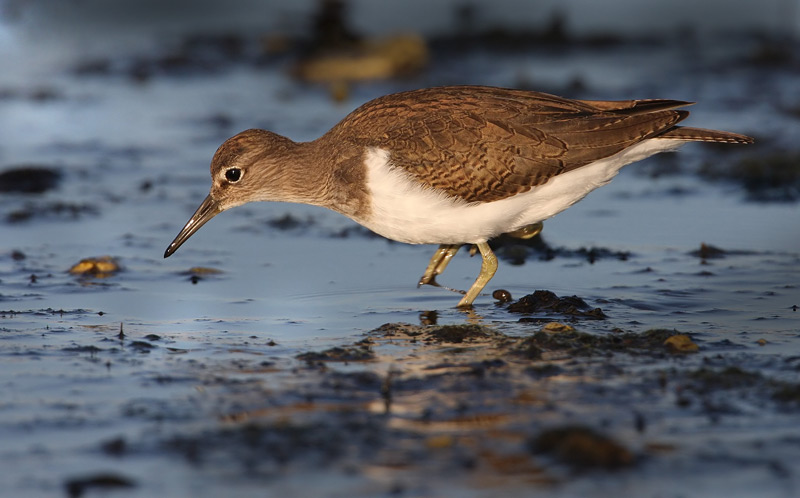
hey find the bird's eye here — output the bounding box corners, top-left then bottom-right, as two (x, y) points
(225, 168), (242, 183)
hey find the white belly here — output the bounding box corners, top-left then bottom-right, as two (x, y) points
(360, 140), (684, 245)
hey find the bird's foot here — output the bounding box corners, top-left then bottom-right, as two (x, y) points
(418, 244), (461, 288)
(417, 274), (441, 287)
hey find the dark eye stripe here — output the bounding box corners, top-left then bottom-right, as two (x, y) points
(225, 168), (242, 182)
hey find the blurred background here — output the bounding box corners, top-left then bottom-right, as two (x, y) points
(1, 2), (799, 497)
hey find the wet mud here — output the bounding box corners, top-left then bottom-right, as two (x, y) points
(28, 315), (794, 497)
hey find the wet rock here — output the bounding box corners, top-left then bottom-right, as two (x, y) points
(689, 243), (726, 260)
(371, 322), (425, 340)
(6, 201), (98, 223)
(513, 327), (696, 360)
(297, 346), (374, 362)
(371, 323), (505, 345)
(129, 341), (156, 352)
(529, 425), (634, 470)
(427, 324), (495, 344)
(64, 473), (136, 498)
(578, 246), (629, 263)
(507, 290), (607, 319)
(0, 166), (61, 193)
(513, 331), (589, 360)
(492, 233), (630, 265)
(541, 322), (575, 334)
(492, 232), (551, 264)
(663, 334), (699, 353)
(68, 256), (121, 278)
(62, 345), (103, 354)
(372, 323), (697, 361)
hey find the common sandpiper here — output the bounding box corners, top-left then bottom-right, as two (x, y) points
(164, 85), (753, 307)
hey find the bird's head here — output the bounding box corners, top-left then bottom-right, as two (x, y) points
(164, 129), (295, 258)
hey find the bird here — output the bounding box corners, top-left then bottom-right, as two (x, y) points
(164, 85), (753, 307)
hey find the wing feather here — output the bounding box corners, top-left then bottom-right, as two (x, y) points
(326, 86), (735, 203)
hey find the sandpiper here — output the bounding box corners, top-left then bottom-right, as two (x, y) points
(164, 85), (753, 307)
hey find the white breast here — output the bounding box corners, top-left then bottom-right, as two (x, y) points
(360, 140), (684, 245)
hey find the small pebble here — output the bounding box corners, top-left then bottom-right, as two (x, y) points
(542, 322), (575, 334)
(664, 334), (699, 353)
(492, 289), (512, 303)
(68, 256), (121, 277)
(0, 166), (61, 193)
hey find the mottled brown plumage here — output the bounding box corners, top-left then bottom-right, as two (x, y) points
(323, 86), (752, 203)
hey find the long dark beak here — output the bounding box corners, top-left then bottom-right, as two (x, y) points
(164, 195), (222, 258)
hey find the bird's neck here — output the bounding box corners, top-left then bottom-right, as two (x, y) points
(289, 137), (371, 221)
(250, 132), (370, 221)
(269, 140), (333, 206)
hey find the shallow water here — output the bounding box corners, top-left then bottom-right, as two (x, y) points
(1, 21), (799, 498)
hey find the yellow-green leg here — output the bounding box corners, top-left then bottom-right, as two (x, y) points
(456, 241), (498, 308)
(506, 222), (543, 240)
(418, 244), (461, 287)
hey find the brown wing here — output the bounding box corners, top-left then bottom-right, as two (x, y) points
(329, 86), (696, 203)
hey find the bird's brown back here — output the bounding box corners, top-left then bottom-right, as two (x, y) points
(324, 86), (750, 203)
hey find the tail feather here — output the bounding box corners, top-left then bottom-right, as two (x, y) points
(577, 98), (695, 114)
(578, 97), (753, 145)
(658, 126), (754, 144)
